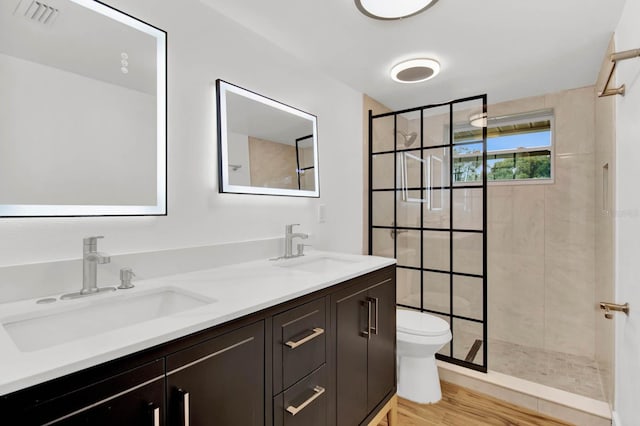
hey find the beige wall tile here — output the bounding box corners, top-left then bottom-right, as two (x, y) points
(545, 86), (596, 155)
(489, 253), (545, 348)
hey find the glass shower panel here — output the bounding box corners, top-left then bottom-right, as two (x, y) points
(371, 228), (394, 259)
(398, 149), (423, 191)
(372, 153), (395, 189)
(371, 114), (395, 153)
(423, 271), (450, 314)
(452, 318), (484, 366)
(369, 94), (487, 373)
(423, 189), (450, 229)
(453, 275), (483, 321)
(423, 231), (450, 272)
(397, 110), (421, 151)
(452, 232), (483, 275)
(397, 268), (421, 308)
(396, 229), (421, 268)
(396, 190), (421, 228)
(371, 191), (393, 227)
(452, 188), (483, 230)
(422, 105), (450, 147)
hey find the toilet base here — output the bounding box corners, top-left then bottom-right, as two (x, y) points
(397, 355), (442, 404)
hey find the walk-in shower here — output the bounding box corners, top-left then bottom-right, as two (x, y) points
(368, 95), (488, 372)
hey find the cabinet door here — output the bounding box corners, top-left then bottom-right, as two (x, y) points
(23, 360), (165, 426)
(166, 321), (264, 426)
(366, 276), (396, 412)
(333, 285), (369, 426)
(48, 379), (165, 426)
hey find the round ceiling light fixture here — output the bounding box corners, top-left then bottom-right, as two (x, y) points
(390, 58), (440, 84)
(469, 112), (488, 128)
(355, 0), (439, 20)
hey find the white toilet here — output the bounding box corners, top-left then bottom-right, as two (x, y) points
(396, 309), (452, 404)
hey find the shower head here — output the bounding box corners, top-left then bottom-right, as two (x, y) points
(396, 130), (418, 147)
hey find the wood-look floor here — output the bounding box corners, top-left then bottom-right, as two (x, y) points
(379, 382), (574, 426)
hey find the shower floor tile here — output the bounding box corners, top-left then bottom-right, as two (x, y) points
(489, 339), (605, 401)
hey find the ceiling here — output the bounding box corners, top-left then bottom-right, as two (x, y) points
(199, 0), (626, 110)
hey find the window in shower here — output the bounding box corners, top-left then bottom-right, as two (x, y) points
(452, 109), (553, 184)
(369, 95), (488, 372)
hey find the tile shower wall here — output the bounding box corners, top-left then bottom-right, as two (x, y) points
(488, 86), (596, 358)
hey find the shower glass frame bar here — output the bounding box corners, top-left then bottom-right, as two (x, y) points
(368, 94), (488, 373)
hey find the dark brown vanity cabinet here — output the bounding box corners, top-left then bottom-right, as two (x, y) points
(3, 265), (396, 426)
(166, 321), (265, 426)
(332, 270), (396, 426)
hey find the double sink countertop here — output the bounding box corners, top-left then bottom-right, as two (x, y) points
(0, 251), (395, 395)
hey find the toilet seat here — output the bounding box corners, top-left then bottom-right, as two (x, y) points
(397, 309), (449, 337)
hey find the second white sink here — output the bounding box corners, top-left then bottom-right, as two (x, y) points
(276, 256), (359, 273)
(2, 287), (215, 352)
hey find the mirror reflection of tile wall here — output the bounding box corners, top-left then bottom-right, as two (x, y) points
(248, 137), (298, 189)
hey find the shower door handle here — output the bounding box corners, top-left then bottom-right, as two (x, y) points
(390, 221), (408, 240)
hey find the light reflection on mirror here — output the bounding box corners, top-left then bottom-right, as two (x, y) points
(217, 80), (319, 197)
(0, 0), (166, 217)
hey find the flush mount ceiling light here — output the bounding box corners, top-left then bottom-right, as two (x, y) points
(355, 0), (439, 20)
(469, 112), (488, 128)
(390, 58), (440, 84)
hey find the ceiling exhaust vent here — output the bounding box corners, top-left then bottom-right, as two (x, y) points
(13, 0), (59, 26)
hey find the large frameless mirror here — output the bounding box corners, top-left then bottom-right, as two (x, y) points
(0, 0), (167, 217)
(216, 80), (319, 197)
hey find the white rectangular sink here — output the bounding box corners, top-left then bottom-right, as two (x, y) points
(2, 287), (215, 352)
(276, 256), (359, 273)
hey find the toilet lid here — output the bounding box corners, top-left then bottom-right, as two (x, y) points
(397, 309), (449, 336)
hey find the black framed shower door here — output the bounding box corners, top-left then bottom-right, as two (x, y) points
(368, 94), (488, 372)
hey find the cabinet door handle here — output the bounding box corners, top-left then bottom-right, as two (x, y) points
(178, 388), (190, 426)
(368, 297), (379, 335)
(148, 403), (160, 426)
(361, 300), (372, 339)
(286, 385), (326, 416)
(285, 327), (325, 349)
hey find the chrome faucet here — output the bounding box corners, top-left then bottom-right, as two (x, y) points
(284, 224), (309, 259)
(61, 236), (116, 299)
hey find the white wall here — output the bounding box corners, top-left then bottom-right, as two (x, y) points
(614, 0), (640, 423)
(0, 0), (363, 267)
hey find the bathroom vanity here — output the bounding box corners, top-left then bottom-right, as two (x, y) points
(0, 253), (395, 426)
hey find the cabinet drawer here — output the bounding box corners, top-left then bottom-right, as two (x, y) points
(274, 365), (327, 426)
(273, 297), (327, 393)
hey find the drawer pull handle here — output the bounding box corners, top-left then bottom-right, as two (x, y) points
(286, 385), (326, 416)
(361, 300), (372, 339)
(149, 404), (160, 426)
(368, 297), (379, 335)
(285, 327), (325, 349)
(178, 388), (190, 426)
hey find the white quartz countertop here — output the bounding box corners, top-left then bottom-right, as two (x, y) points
(0, 251), (394, 395)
